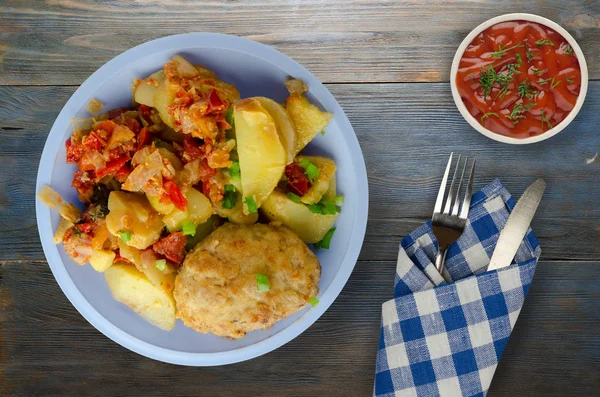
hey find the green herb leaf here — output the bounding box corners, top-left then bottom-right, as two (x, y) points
(541, 111), (553, 130)
(320, 129), (325, 136)
(538, 78), (551, 85)
(532, 67), (547, 76)
(491, 42), (523, 58)
(120, 230), (131, 243)
(517, 81), (538, 100)
(313, 228), (336, 250)
(480, 112), (499, 124)
(335, 195), (344, 206)
(256, 274), (270, 292)
(155, 259), (167, 272)
(506, 102), (536, 125)
(550, 77), (561, 89)
(181, 221), (196, 236)
(229, 161), (241, 181)
(561, 43), (573, 55)
(566, 76), (574, 84)
(244, 196), (258, 213)
(535, 38), (554, 47)
(308, 296), (319, 307)
(525, 45), (536, 62)
(287, 192), (302, 203)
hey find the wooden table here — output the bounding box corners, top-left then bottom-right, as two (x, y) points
(1, 1), (599, 396)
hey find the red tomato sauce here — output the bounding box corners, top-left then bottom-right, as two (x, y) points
(456, 20), (581, 138)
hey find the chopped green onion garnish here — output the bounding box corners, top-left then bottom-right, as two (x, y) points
(244, 196), (258, 213)
(225, 107), (235, 131)
(287, 192), (302, 203)
(320, 129), (325, 136)
(335, 195), (344, 206)
(222, 184), (238, 209)
(181, 221), (196, 236)
(322, 200), (337, 215)
(313, 227), (336, 250)
(229, 161), (241, 181)
(120, 230), (131, 243)
(256, 274), (270, 292)
(308, 204), (324, 214)
(155, 259), (167, 271)
(298, 158), (320, 183)
(308, 296), (319, 307)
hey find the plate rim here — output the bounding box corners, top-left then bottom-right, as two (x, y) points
(35, 32), (369, 366)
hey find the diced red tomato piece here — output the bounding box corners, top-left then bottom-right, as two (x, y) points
(137, 127), (150, 150)
(124, 118), (141, 134)
(138, 104), (153, 124)
(152, 232), (187, 265)
(76, 222), (94, 234)
(96, 155), (130, 180)
(285, 163), (311, 196)
(164, 180), (187, 211)
(72, 170), (95, 198)
(207, 89), (226, 112)
(114, 164), (131, 183)
(82, 131), (105, 151)
(66, 138), (86, 163)
(183, 135), (205, 162)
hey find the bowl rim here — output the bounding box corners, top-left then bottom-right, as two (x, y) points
(35, 32), (369, 366)
(450, 13), (589, 145)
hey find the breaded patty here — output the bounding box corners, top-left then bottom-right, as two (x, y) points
(174, 223), (321, 339)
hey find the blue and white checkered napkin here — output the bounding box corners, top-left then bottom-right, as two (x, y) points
(374, 179), (541, 397)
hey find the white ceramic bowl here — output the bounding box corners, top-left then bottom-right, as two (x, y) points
(35, 33), (368, 366)
(450, 13), (588, 144)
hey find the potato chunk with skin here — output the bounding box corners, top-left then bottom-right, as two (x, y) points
(89, 249), (116, 273)
(261, 189), (338, 243)
(119, 241), (175, 293)
(234, 98), (286, 214)
(254, 97), (297, 164)
(286, 94), (333, 157)
(104, 264), (176, 330)
(105, 191), (164, 250)
(162, 187), (212, 232)
(297, 155), (337, 204)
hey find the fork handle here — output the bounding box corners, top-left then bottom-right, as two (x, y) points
(435, 249), (451, 283)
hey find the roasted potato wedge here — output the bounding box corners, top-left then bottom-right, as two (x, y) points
(234, 98), (286, 214)
(261, 189), (338, 243)
(286, 94), (332, 156)
(254, 97), (297, 164)
(105, 191), (164, 250)
(104, 263), (176, 330)
(162, 187), (212, 232)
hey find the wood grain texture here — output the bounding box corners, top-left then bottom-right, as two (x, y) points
(1, 259), (598, 396)
(1, 0), (599, 85)
(1, 84), (598, 262)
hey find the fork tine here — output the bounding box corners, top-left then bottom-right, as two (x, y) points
(443, 154), (461, 214)
(451, 158), (468, 216)
(433, 153), (453, 214)
(459, 159), (476, 219)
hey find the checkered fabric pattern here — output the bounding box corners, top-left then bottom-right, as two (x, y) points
(374, 179), (541, 397)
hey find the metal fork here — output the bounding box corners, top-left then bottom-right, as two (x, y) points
(431, 153), (476, 280)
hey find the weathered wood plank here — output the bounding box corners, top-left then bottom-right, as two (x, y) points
(1, 259), (598, 396)
(0, 83), (599, 261)
(0, 0), (599, 85)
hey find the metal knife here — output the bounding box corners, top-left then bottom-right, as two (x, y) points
(487, 178), (546, 271)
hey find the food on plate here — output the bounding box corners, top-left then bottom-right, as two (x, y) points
(234, 98), (287, 214)
(38, 55), (340, 334)
(174, 223), (320, 339)
(456, 20), (582, 138)
(105, 263), (177, 330)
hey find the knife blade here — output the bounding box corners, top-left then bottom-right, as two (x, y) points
(487, 178), (546, 271)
